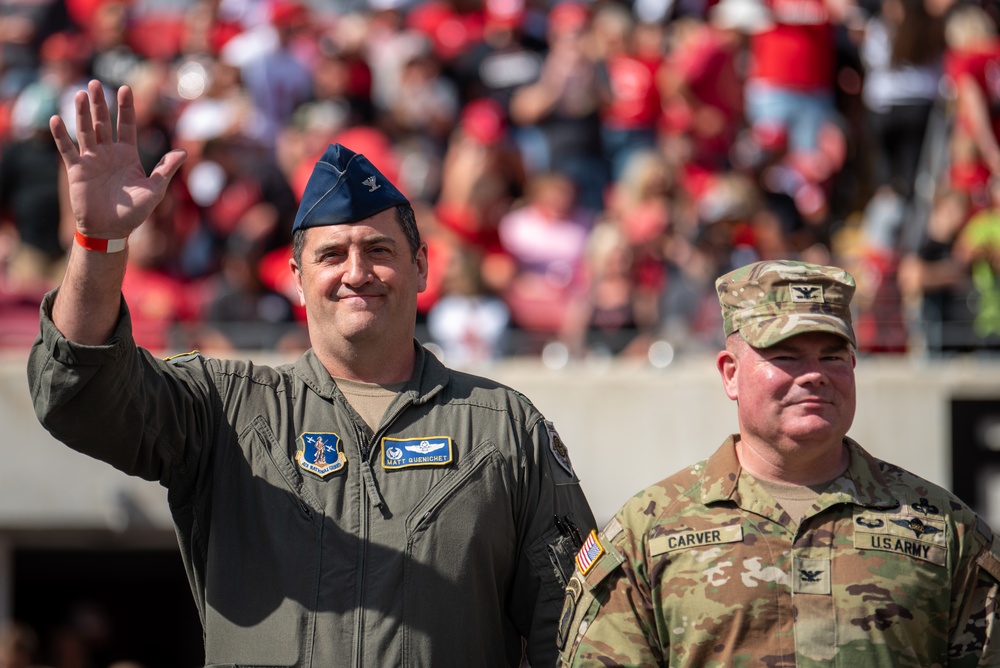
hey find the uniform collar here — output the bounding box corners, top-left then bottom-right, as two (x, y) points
(699, 434), (900, 511)
(291, 342), (450, 405)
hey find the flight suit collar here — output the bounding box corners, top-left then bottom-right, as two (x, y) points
(291, 343), (451, 405)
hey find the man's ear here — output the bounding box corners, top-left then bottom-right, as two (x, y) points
(289, 256), (306, 307)
(415, 241), (429, 294)
(717, 347), (739, 402)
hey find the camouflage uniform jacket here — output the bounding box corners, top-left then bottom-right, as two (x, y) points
(28, 292), (596, 668)
(558, 434), (1000, 667)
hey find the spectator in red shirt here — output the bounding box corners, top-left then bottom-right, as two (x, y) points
(593, 4), (663, 180)
(744, 0), (840, 155)
(943, 4), (1000, 209)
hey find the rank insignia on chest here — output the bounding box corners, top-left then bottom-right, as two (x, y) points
(576, 530), (605, 575)
(381, 436), (453, 470)
(296, 432), (346, 477)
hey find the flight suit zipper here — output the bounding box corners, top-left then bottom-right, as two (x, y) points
(352, 421), (371, 668)
(349, 393), (418, 667)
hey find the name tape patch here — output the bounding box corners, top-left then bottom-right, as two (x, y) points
(649, 524), (744, 556)
(855, 531), (946, 565)
(296, 432), (346, 477)
(382, 436), (453, 470)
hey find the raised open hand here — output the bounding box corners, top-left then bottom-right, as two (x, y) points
(50, 79), (186, 240)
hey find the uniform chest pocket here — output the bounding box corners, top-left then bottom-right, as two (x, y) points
(404, 440), (503, 538)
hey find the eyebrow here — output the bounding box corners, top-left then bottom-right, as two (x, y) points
(311, 234), (398, 259)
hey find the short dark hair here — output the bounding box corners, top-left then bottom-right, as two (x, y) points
(292, 203), (421, 267)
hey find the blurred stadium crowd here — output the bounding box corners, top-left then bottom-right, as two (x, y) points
(3, 0), (1000, 365)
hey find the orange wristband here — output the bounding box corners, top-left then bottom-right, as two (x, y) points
(74, 230), (128, 253)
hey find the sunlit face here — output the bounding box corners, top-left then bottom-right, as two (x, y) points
(290, 209), (428, 361)
(718, 331), (857, 456)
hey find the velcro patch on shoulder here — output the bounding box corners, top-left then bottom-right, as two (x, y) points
(556, 573), (586, 651)
(576, 530), (605, 575)
(649, 524), (743, 556)
(976, 518), (1000, 582)
(574, 530), (625, 589)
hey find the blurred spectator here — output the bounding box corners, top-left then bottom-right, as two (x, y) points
(859, 0), (943, 202)
(124, 61), (175, 177)
(736, 0), (851, 229)
(510, 1), (608, 212)
(942, 4), (1000, 210)
(32, 31), (108, 144)
(0, 0), (72, 101)
(602, 148), (674, 316)
(199, 231), (303, 351)
(561, 221), (656, 358)
(223, 0), (314, 151)
(120, 191), (198, 352)
(86, 0), (143, 91)
(496, 171), (593, 337)
(955, 175), (1000, 342)
(383, 42), (461, 199)
(658, 171), (765, 349)
(449, 0), (545, 107)
(592, 4), (663, 180)
(0, 75), (65, 292)
(898, 188), (977, 354)
(309, 17), (374, 126)
(389, 44), (460, 144)
(427, 244), (511, 366)
(0, 621), (41, 668)
(837, 215), (910, 353)
(659, 5), (751, 182)
(436, 97), (525, 255)
(745, 0), (839, 155)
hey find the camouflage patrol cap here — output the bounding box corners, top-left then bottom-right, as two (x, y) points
(716, 260), (857, 348)
(292, 143), (409, 232)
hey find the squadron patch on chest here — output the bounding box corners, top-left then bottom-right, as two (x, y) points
(296, 432), (346, 477)
(381, 436), (453, 470)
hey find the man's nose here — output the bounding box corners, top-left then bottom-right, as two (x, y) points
(341, 250), (372, 286)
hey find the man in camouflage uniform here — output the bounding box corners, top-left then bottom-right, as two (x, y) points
(558, 259), (1000, 666)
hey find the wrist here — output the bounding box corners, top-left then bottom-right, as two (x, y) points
(74, 230), (128, 253)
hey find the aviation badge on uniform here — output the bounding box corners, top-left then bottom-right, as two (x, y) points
(545, 420), (575, 477)
(890, 517), (942, 539)
(296, 432), (346, 477)
(382, 436), (453, 470)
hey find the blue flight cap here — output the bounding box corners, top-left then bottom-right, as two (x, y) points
(292, 144), (409, 232)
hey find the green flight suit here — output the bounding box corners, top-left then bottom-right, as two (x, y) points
(558, 435), (1000, 667)
(28, 292), (596, 667)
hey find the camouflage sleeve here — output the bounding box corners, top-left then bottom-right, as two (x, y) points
(948, 518), (1000, 666)
(558, 518), (665, 667)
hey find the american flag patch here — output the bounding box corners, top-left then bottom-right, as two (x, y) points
(576, 530), (605, 575)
